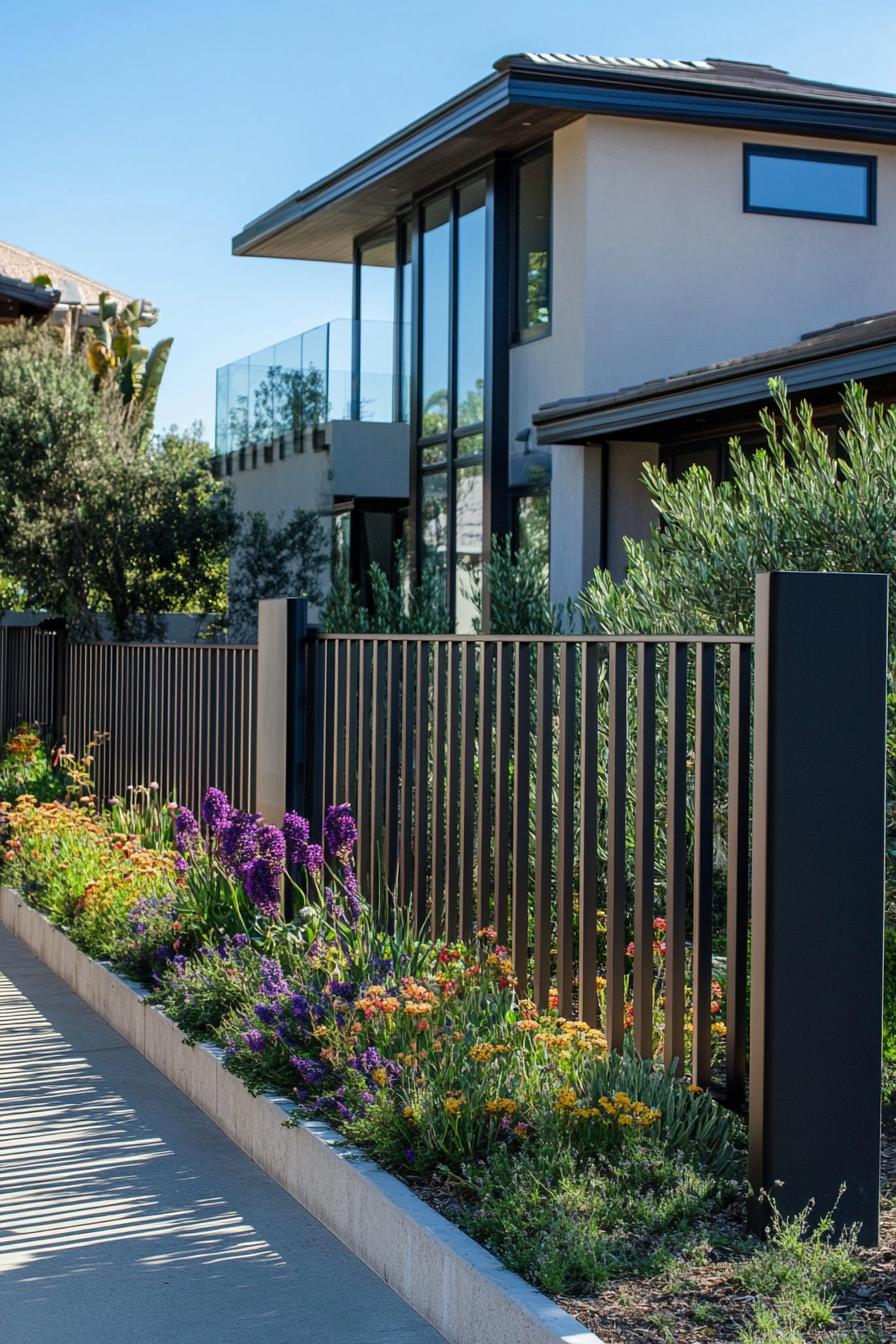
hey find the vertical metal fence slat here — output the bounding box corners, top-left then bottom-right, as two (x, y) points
(475, 641), (494, 933)
(398, 641), (415, 909)
(726, 642), (752, 1108)
(445, 643), (460, 942)
(664, 641), (689, 1075)
(533, 643), (553, 1010)
(577, 642), (599, 1026)
(369, 641), (386, 903)
(430, 643), (447, 941)
(556, 642), (576, 1018)
(692, 643), (717, 1088)
(511, 642), (531, 993)
(606, 643), (628, 1055)
(493, 642), (512, 945)
(346, 642), (360, 820)
(458, 641), (476, 942)
(634, 642), (657, 1060)
(384, 640), (401, 895)
(412, 642), (430, 932)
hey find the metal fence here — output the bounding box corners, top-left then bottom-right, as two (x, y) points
(0, 627), (258, 818)
(307, 631), (752, 1102)
(0, 625), (59, 741)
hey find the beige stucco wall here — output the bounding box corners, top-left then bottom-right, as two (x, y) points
(516, 114), (896, 603)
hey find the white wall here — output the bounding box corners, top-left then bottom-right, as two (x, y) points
(225, 446), (332, 520)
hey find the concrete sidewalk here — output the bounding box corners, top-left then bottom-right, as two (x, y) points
(0, 927), (445, 1344)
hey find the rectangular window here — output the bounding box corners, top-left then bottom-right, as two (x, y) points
(514, 147), (552, 340)
(744, 145), (876, 224)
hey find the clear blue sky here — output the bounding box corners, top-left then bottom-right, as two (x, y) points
(4, 0), (895, 438)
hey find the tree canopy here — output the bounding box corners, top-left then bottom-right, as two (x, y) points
(0, 324), (234, 639)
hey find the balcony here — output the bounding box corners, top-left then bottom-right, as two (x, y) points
(214, 318), (408, 459)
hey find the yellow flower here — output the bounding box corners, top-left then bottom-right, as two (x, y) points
(443, 1095), (465, 1117)
(617, 1113), (634, 1127)
(687, 1084), (704, 1094)
(485, 1097), (517, 1117)
(403, 1105), (414, 1120)
(554, 1087), (577, 1112)
(711, 1022), (727, 1037)
(371, 1067), (388, 1087)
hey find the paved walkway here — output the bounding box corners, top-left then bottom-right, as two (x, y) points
(0, 928), (445, 1343)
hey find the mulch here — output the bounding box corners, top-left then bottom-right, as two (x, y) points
(558, 1107), (896, 1343)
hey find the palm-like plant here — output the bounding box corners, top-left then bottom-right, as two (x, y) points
(85, 292), (172, 439)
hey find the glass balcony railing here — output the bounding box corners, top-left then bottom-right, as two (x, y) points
(215, 318), (408, 456)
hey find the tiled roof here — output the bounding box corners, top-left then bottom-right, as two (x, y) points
(499, 54), (896, 107)
(0, 241), (157, 322)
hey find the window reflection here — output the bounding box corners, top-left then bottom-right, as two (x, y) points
(421, 196), (450, 436)
(745, 146), (875, 223)
(456, 181), (486, 428)
(515, 151), (552, 338)
(455, 462), (483, 634)
(421, 471), (448, 588)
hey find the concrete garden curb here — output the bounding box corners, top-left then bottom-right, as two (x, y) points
(0, 886), (602, 1344)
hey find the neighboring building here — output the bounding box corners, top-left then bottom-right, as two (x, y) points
(0, 240), (158, 339)
(225, 54), (896, 626)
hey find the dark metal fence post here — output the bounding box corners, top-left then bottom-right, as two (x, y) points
(255, 597), (312, 829)
(45, 617), (68, 749)
(749, 571), (888, 1245)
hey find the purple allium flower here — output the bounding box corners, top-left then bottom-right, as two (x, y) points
(290, 1056), (328, 1086)
(241, 1028), (266, 1053)
(256, 823), (286, 874)
(324, 803), (358, 861)
(303, 843), (324, 876)
(201, 787), (232, 835)
(342, 863), (362, 925)
(324, 887), (346, 922)
(244, 858), (280, 917)
(173, 806), (199, 855)
(220, 809), (260, 878)
(174, 855), (189, 873)
(283, 812), (310, 866)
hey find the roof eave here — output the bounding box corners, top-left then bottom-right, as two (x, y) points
(534, 339), (896, 444)
(234, 61), (896, 261)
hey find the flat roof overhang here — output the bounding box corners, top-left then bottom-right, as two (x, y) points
(233, 61), (896, 264)
(534, 333), (896, 446)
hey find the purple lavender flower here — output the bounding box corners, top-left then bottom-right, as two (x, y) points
(342, 863), (362, 925)
(290, 1056), (328, 1086)
(244, 858), (280, 918)
(174, 855), (189, 873)
(304, 843), (324, 876)
(232, 933), (250, 949)
(324, 887), (346, 922)
(283, 812), (310, 866)
(325, 979), (355, 1002)
(201, 787), (232, 835)
(290, 992), (311, 1023)
(259, 957), (289, 996)
(254, 1001), (280, 1026)
(323, 803), (358, 861)
(241, 1029), (266, 1053)
(173, 806), (199, 855)
(220, 809), (260, 878)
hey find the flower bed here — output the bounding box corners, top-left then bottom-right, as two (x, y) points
(1, 725), (891, 1342)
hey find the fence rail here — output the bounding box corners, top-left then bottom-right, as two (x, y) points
(0, 626), (58, 741)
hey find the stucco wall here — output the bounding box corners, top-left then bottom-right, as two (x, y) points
(225, 446), (332, 520)
(517, 114), (896, 602)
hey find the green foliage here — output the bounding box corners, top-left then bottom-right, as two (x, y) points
(85, 292), (172, 440)
(0, 325), (235, 638)
(736, 1197), (863, 1343)
(472, 533), (572, 635)
(227, 508), (328, 641)
(0, 726), (65, 804)
(581, 380), (896, 637)
(324, 545), (451, 634)
(884, 923), (896, 1101)
(107, 784), (173, 851)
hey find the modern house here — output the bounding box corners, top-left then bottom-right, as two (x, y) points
(222, 54), (896, 626)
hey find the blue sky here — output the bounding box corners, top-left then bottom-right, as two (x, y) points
(4, 0), (895, 437)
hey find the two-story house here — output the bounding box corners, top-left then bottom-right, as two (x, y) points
(220, 53), (896, 626)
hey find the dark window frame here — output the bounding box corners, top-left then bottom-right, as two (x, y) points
(511, 141), (553, 345)
(743, 143), (877, 225)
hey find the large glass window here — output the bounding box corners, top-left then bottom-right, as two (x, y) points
(357, 233), (395, 422)
(512, 490), (550, 588)
(416, 176), (487, 629)
(456, 180), (486, 429)
(398, 224), (412, 422)
(421, 196), (450, 437)
(744, 145), (876, 224)
(514, 148), (552, 340)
